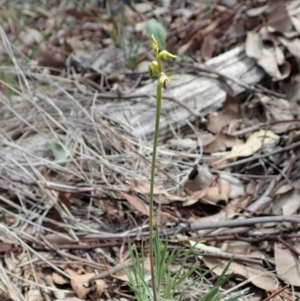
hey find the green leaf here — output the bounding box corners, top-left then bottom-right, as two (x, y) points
(46, 141), (70, 164)
(146, 20), (167, 50)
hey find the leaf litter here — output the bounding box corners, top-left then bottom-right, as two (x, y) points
(0, 0), (300, 301)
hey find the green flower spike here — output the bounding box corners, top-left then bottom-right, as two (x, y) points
(142, 34), (178, 301)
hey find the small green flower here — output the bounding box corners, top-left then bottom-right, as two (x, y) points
(159, 72), (169, 90)
(158, 50), (178, 60)
(150, 34), (159, 55)
(148, 61), (159, 78)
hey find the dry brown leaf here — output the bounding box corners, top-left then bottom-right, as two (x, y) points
(272, 189), (300, 215)
(207, 93), (241, 134)
(200, 34), (217, 61)
(203, 257), (277, 291)
(275, 243), (300, 286)
(124, 4), (139, 24)
(267, 2), (293, 33)
(66, 268), (95, 299)
(43, 233), (76, 245)
(37, 45), (66, 68)
(120, 191), (149, 216)
(52, 272), (69, 285)
(95, 279), (107, 297)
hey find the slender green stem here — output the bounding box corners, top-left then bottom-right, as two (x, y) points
(149, 81), (162, 301)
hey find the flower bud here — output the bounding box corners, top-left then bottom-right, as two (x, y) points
(148, 61), (159, 78)
(159, 72), (169, 90)
(158, 50), (177, 60)
(150, 34), (159, 55)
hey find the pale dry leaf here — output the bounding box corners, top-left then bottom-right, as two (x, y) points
(275, 243), (300, 286)
(257, 48), (290, 80)
(245, 31), (263, 61)
(120, 192), (149, 216)
(203, 184), (231, 204)
(290, 15), (300, 33)
(274, 44), (285, 65)
(52, 272), (69, 285)
(135, 2), (153, 14)
(168, 138), (198, 149)
(66, 268), (95, 299)
(95, 279), (107, 297)
(220, 172), (245, 199)
(278, 36), (300, 58)
(213, 130), (280, 163)
(246, 5), (269, 17)
(183, 189), (207, 206)
(273, 184), (294, 196)
(203, 257), (277, 291)
(189, 241), (223, 256)
(272, 189), (300, 215)
(226, 241), (251, 255)
(19, 28), (43, 46)
(184, 165), (213, 192)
